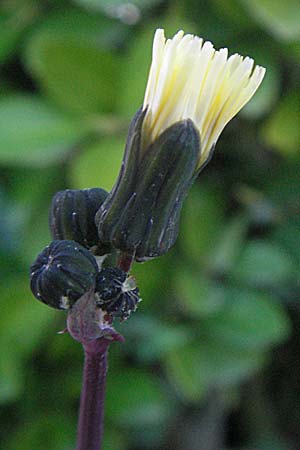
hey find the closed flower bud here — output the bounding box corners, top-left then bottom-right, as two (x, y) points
(30, 240), (98, 310)
(95, 267), (141, 321)
(96, 113), (199, 260)
(49, 188), (109, 252)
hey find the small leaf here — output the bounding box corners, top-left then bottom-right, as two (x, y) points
(0, 5), (36, 63)
(0, 96), (85, 167)
(106, 369), (172, 427)
(201, 289), (291, 350)
(208, 214), (249, 275)
(164, 339), (266, 402)
(232, 240), (295, 287)
(69, 136), (125, 191)
(262, 93), (300, 156)
(180, 183), (225, 265)
(73, 0), (162, 13)
(25, 34), (119, 114)
(123, 315), (190, 362)
(175, 270), (225, 318)
(240, 0), (300, 41)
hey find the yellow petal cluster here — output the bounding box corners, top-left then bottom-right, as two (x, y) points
(143, 29), (266, 168)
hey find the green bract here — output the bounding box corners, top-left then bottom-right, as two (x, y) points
(96, 108), (200, 261)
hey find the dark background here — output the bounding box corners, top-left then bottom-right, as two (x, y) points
(1, 0), (300, 449)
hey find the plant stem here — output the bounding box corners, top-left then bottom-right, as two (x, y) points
(76, 339), (109, 450)
(117, 252), (134, 273)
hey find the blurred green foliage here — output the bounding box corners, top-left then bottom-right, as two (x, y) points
(1, 0), (300, 449)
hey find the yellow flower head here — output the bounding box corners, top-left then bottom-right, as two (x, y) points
(142, 29), (266, 169)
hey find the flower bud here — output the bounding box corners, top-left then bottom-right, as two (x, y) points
(49, 188), (109, 252)
(30, 240), (98, 310)
(95, 267), (140, 320)
(96, 110), (199, 261)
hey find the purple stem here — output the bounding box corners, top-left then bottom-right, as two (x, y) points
(76, 339), (109, 450)
(117, 252), (134, 273)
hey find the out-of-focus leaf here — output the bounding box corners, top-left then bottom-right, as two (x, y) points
(0, 278), (56, 402)
(180, 183), (225, 265)
(69, 136), (125, 191)
(0, 355), (22, 404)
(208, 214), (249, 275)
(271, 217), (300, 265)
(102, 427), (127, 450)
(240, 0), (300, 41)
(212, 0), (255, 30)
(232, 240), (295, 287)
(175, 270), (225, 318)
(106, 369), (172, 427)
(0, 4), (37, 63)
(123, 315), (190, 362)
(0, 279), (56, 356)
(165, 339), (266, 402)
(25, 34), (119, 114)
(20, 202), (51, 265)
(25, 8), (128, 50)
(117, 26), (152, 118)
(201, 289), (291, 350)
(6, 414), (74, 450)
(131, 256), (172, 308)
(262, 93), (300, 156)
(0, 96), (86, 166)
(73, 0), (161, 13)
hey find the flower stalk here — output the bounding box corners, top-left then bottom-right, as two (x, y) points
(76, 339), (109, 450)
(67, 289), (125, 450)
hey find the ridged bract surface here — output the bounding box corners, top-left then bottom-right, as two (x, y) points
(49, 188), (108, 250)
(30, 240), (98, 310)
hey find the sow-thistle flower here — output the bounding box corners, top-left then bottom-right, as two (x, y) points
(96, 29), (266, 261)
(142, 29), (266, 168)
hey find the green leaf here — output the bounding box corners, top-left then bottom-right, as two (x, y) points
(0, 279), (56, 356)
(164, 339), (266, 402)
(73, 0), (161, 13)
(0, 4), (37, 63)
(106, 369), (172, 427)
(25, 33), (119, 114)
(262, 93), (300, 157)
(0, 355), (22, 404)
(0, 96), (86, 167)
(0, 278), (56, 402)
(6, 414), (74, 450)
(69, 136), (125, 191)
(240, 0), (300, 41)
(117, 26), (154, 118)
(102, 427), (127, 450)
(201, 289), (291, 350)
(123, 315), (190, 362)
(25, 8), (128, 51)
(271, 217), (300, 265)
(180, 183), (225, 265)
(175, 269), (225, 318)
(208, 214), (249, 275)
(232, 240), (295, 287)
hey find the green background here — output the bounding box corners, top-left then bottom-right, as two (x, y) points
(1, 0), (300, 449)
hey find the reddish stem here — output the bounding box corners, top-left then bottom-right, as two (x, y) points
(76, 339), (109, 450)
(117, 252), (134, 273)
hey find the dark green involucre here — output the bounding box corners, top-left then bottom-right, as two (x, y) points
(49, 187), (109, 252)
(30, 240), (98, 310)
(95, 108), (200, 261)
